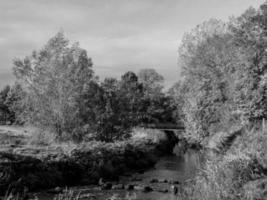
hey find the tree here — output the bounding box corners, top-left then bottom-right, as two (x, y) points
(229, 3), (267, 121)
(0, 85), (11, 123)
(118, 72), (145, 130)
(13, 32), (95, 140)
(178, 19), (245, 141)
(168, 81), (186, 122)
(138, 68), (164, 99)
(176, 2), (267, 143)
(96, 78), (120, 141)
(5, 83), (26, 124)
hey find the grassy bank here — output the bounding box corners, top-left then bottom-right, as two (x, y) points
(0, 127), (177, 195)
(178, 122), (267, 200)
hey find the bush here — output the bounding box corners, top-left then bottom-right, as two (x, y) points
(179, 123), (267, 200)
(179, 154), (254, 200)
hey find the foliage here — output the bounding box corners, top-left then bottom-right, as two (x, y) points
(11, 31), (177, 141)
(12, 32), (96, 140)
(0, 84), (25, 125)
(138, 68), (164, 99)
(178, 123), (267, 200)
(4, 83), (26, 125)
(53, 189), (80, 200)
(173, 3), (267, 200)
(0, 85), (12, 124)
(175, 2), (267, 143)
(137, 69), (177, 125)
(178, 19), (236, 141)
(229, 4), (267, 120)
(117, 71), (145, 130)
(168, 81), (186, 124)
(96, 70), (177, 141)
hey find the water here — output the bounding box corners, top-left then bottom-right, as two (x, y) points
(38, 144), (204, 200)
(137, 145), (204, 182)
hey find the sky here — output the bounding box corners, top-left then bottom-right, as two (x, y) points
(0, 0), (265, 89)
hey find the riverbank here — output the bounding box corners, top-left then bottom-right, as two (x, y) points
(177, 122), (267, 200)
(0, 127), (178, 195)
(35, 148), (203, 200)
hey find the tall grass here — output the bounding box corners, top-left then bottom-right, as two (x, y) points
(177, 123), (267, 200)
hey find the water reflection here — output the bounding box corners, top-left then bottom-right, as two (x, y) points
(137, 146), (204, 182)
(38, 145), (204, 200)
(108, 145), (204, 200)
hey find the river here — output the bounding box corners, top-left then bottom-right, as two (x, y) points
(38, 143), (204, 200)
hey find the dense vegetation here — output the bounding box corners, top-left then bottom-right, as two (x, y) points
(171, 3), (267, 145)
(173, 2), (267, 200)
(0, 32), (177, 142)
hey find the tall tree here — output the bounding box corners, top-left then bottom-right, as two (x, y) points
(0, 85), (11, 123)
(178, 19), (245, 141)
(229, 3), (267, 121)
(118, 72), (145, 130)
(5, 83), (26, 124)
(13, 32), (95, 139)
(138, 68), (164, 99)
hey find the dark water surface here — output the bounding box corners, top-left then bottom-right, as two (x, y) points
(38, 144), (204, 200)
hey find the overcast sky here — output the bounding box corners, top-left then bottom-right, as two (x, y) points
(0, 0), (265, 88)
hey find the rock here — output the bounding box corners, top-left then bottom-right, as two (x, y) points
(126, 184), (135, 190)
(150, 178), (159, 183)
(101, 182), (112, 190)
(170, 185), (178, 194)
(47, 187), (63, 194)
(143, 186), (153, 192)
(98, 178), (104, 186)
(134, 185), (144, 191)
(112, 184), (124, 190)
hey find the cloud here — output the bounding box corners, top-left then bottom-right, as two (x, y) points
(0, 0), (265, 89)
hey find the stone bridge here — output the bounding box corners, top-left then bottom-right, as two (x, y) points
(141, 123), (185, 141)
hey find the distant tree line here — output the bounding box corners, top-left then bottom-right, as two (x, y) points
(0, 32), (177, 142)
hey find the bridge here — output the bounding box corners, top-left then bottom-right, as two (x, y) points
(140, 123), (185, 141)
(141, 123), (185, 130)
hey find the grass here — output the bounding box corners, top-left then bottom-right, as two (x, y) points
(0, 125), (167, 162)
(177, 122), (267, 200)
(53, 189), (80, 200)
(3, 193), (20, 200)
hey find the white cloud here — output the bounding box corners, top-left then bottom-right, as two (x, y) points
(0, 0), (265, 88)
